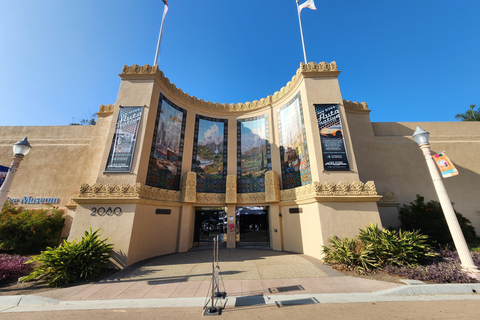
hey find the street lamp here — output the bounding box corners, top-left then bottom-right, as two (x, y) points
(0, 137), (32, 206)
(413, 127), (480, 279)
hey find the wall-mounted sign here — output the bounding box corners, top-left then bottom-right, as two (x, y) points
(315, 104), (350, 171)
(7, 196), (59, 205)
(90, 207), (123, 216)
(155, 209), (171, 215)
(105, 106), (143, 173)
(433, 152), (458, 178)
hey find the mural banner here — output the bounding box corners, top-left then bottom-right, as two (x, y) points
(277, 94), (312, 189)
(192, 115), (228, 193)
(105, 106), (143, 173)
(315, 104), (350, 171)
(0, 165), (8, 188)
(146, 95), (187, 190)
(237, 115), (271, 193)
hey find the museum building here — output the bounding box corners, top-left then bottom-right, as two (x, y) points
(1, 62), (479, 268)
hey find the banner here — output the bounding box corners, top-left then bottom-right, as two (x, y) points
(0, 165), (8, 188)
(315, 104), (350, 171)
(105, 106), (143, 172)
(433, 152), (458, 178)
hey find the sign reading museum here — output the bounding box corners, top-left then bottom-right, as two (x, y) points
(315, 104), (350, 171)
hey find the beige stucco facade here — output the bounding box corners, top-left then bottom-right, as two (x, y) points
(1, 62), (478, 268)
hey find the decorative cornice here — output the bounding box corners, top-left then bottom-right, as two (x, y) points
(377, 192), (400, 207)
(97, 104), (115, 115)
(121, 62), (338, 113)
(74, 183), (182, 203)
(300, 61), (337, 72)
(280, 181), (379, 202)
(343, 100), (370, 114)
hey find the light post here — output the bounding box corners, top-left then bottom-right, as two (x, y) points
(413, 127), (480, 279)
(0, 137), (32, 206)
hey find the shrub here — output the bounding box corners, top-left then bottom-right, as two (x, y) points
(22, 228), (113, 287)
(358, 223), (436, 267)
(322, 236), (379, 274)
(399, 195), (478, 245)
(0, 202), (65, 254)
(0, 254), (34, 284)
(322, 224), (436, 273)
(383, 249), (480, 283)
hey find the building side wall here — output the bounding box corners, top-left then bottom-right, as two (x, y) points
(347, 111), (480, 234)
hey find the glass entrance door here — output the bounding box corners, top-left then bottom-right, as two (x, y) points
(193, 207), (226, 247)
(236, 206), (269, 247)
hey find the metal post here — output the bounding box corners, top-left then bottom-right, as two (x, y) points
(419, 143), (480, 279)
(296, 0), (308, 64)
(0, 155), (25, 206)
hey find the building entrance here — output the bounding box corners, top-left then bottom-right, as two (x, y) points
(236, 206), (269, 247)
(193, 207), (226, 247)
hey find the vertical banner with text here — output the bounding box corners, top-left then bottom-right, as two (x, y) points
(315, 104), (350, 171)
(105, 106), (143, 173)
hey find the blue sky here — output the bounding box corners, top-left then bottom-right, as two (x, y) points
(1, 0), (479, 126)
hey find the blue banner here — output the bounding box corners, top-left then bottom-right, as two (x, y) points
(0, 165), (8, 188)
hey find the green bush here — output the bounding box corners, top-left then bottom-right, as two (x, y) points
(322, 235), (378, 273)
(322, 223), (436, 273)
(0, 202), (65, 254)
(22, 228), (113, 287)
(399, 195), (478, 245)
(358, 223), (436, 267)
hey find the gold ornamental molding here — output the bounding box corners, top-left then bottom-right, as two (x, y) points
(97, 104), (115, 115)
(377, 192), (400, 207)
(343, 100), (370, 114)
(121, 62), (338, 113)
(237, 193), (266, 204)
(280, 181), (382, 204)
(72, 182), (182, 205)
(182, 172), (197, 203)
(196, 193), (226, 204)
(225, 175), (237, 204)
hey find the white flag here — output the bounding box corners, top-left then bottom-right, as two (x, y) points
(298, 0), (317, 12)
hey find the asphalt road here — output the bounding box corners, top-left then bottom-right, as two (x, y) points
(1, 300), (478, 320)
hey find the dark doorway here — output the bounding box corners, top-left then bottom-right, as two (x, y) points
(236, 206), (269, 247)
(193, 207), (226, 247)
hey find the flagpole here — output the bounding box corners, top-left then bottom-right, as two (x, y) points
(296, 0), (308, 64)
(154, 5), (168, 66)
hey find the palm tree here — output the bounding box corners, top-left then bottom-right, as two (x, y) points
(455, 105), (480, 121)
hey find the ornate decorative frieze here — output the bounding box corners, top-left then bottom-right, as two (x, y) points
(226, 175), (237, 204)
(300, 61), (337, 72)
(196, 193), (226, 204)
(121, 62), (338, 113)
(98, 104), (115, 115)
(76, 183), (182, 202)
(379, 192), (398, 203)
(122, 64), (159, 74)
(183, 172), (197, 203)
(265, 171), (280, 202)
(281, 181), (379, 202)
(237, 193), (266, 204)
(343, 100), (370, 113)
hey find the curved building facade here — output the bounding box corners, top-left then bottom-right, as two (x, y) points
(1, 62), (479, 268)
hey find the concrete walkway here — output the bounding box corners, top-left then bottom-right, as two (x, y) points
(1, 248), (479, 313)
